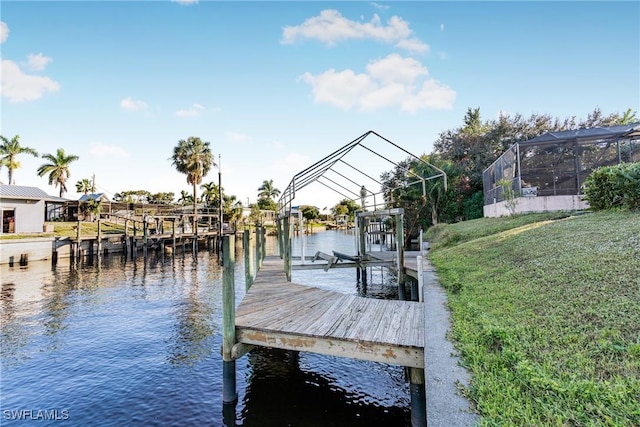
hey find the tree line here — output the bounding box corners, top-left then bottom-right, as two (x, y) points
(3, 106), (636, 232)
(380, 107), (638, 244)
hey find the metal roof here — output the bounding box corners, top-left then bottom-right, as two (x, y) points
(78, 193), (110, 202)
(0, 184), (68, 202)
(522, 123), (640, 145)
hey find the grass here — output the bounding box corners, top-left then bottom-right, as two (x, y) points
(50, 221), (126, 238)
(428, 211), (640, 426)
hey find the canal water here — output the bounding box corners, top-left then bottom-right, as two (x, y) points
(1, 230), (410, 426)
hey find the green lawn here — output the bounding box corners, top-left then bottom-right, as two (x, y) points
(428, 211), (640, 426)
(49, 221), (126, 238)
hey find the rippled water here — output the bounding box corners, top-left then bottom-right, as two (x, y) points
(1, 230), (410, 426)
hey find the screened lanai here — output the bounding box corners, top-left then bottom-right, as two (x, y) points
(483, 123), (640, 216)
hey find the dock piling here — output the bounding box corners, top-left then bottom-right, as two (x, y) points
(221, 235), (237, 404)
(243, 230), (254, 291)
(283, 217), (291, 281)
(410, 367), (427, 427)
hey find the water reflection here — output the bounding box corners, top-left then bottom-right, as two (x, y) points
(1, 232), (410, 426)
(239, 348), (409, 427)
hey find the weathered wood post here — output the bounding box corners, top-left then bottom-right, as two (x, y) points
(284, 215), (291, 281)
(124, 219), (129, 260)
(132, 221), (137, 260)
(261, 226), (266, 262)
(417, 256), (424, 303)
(395, 212), (405, 293)
(410, 367), (427, 427)
(243, 230), (254, 291)
(76, 220), (82, 261)
(358, 214), (368, 285)
(97, 220), (102, 258)
(221, 235), (237, 404)
(255, 228), (263, 270)
(299, 210), (305, 265)
(52, 237), (59, 266)
(172, 220), (176, 256)
(277, 217), (283, 258)
(143, 219), (148, 259)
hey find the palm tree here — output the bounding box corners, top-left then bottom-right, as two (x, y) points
(170, 137), (215, 236)
(257, 179), (280, 200)
(0, 134), (39, 184)
(200, 181), (220, 208)
(178, 190), (193, 206)
(76, 178), (96, 195)
(36, 148), (79, 198)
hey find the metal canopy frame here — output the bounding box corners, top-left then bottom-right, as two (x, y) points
(277, 130), (447, 215)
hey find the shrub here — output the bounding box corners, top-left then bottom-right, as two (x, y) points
(583, 162), (640, 210)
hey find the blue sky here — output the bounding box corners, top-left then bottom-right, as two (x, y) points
(1, 1), (638, 209)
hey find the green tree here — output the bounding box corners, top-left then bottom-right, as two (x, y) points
(148, 192), (175, 204)
(178, 190), (193, 206)
(257, 179), (280, 201)
(76, 178), (96, 195)
(257, 196), (277, 211)
(81, 198), (103, 221)
(248, 204), (262, 226)
(200, 181), (220, 208)
(223, 194), (243, 229)
(36, 148), (79, 197)
(331, 198), (360, 221)
(0, 134), (39, 185)
(170, 137), (215, 235)
(299, 205), (319, 222)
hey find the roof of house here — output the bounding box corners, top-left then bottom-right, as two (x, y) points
(78, 193), (110, 202)
(0, 184), (68, 202)
(522, 123), (640, 145)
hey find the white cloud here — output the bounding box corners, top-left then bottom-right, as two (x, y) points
(370, 2), (390, 10)
(1, 59), (60, 102)
(301, 68), (375, 110)
(281, 9), (429, 54)
(175, 103), (205, 117)
(120, 96), (148, 111)
(401, 79), (457, 112)
(26, 53), (52, 71)
(440, 23), (445, 31)
(171, 0), (198, 5)
(0, 22), (8, 43)
(366, 53), (427, 84)
(225, 131), (252, 142)
(300, 54), (455, 113)
(90, 143), (129, 158)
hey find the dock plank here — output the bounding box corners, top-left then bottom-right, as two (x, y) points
(234, 256), (424, 368)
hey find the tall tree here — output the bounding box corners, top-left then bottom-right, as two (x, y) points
(76, 178), (96, 195)
(170, 137), (215, 235)
(0, 134), (39, 185)
(200, 181), (220, 207)
(257, 179), (280, 200)
(178, 190), (193, 206)
(36, 148), (79, 197)
(148, 192), (175, 205)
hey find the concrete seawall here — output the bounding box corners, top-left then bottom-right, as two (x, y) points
(0, 236), (126, 265)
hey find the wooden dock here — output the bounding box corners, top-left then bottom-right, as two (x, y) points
(235, 256), (424, 368)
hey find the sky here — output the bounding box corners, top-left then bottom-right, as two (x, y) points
(1, 1), (639, 210)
